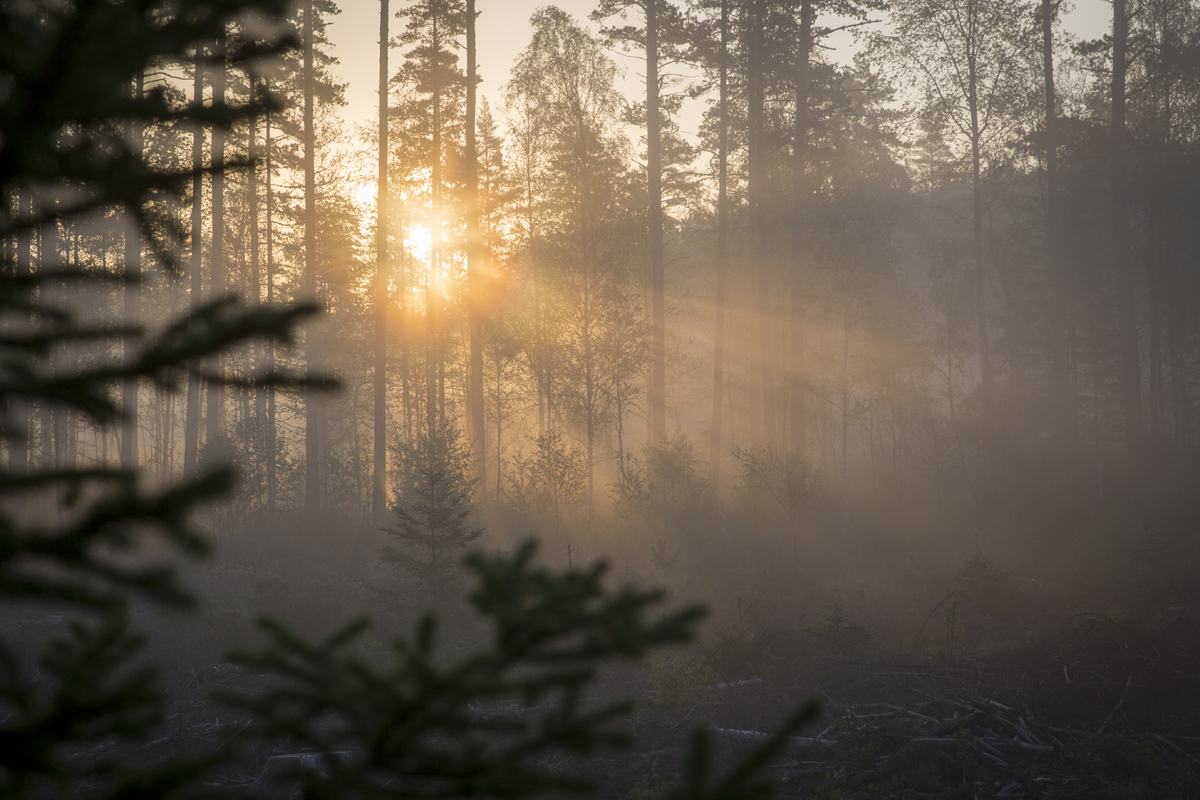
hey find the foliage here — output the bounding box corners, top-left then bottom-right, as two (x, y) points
(506, 427), (588, 537)
(226, 540), (703, 797)
(227, 541), (820, 800)
(804, 603), (873, 657)
(704, 597), (779, 681)
(648, 651), (720, 710)
(734, 446), (819, 574)
(0, 0), (314, 794)
(383, 423), (483, 595)
(0, 2), (826, 799)
(614, 430), (720, 552)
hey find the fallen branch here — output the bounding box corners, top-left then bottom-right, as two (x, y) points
(716, 728), (836, 751)
(1152, 733), (1200, 768)
(1097, 676), (1132, 735)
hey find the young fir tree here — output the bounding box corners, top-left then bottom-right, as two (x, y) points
(383, 423), (483, 593)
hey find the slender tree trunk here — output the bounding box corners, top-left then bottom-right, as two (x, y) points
(709, 0), (729, 490)
(1167, 289), (1187, 446)
(265, 103), (277, 510)
(374, 0), (390, 520)
(183, 50), (204, 476)
(120, 74), (139, 470)
(11, 188), (30, 475)
(496, 355), (504, 502)
(748, 0), (769, 442)
(841, 300), (850, 531)
(303, 0), (321, 511)
(1146, 241), (1164, 446)
(647, 0), (666, 445)
(1042, 0), (1072, 453)
(466, 0), (487, 485)
(249, 88), (264, 441)
(42, 191), (65, 471)
(790, 0), (812, 455)
(207, 32), (226, 444)
(969, 90), (991, 401)
(431, 15), (446, 432)
(1111, 0), (1144, 459)
(426, 284), (435, 438)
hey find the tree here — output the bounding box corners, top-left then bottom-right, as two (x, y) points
(0, 0), (312, 790)
(375, 0), (390, 521)
(384, 423), (483, 593)
(508, 427), (589, 540)
(875, 0), (1033, 426)
(505, 7), (635, 520)
(734, 445), (818, 577)
(466, 0), (486, 490)
(304, 0), (320, 511)
(1, 6), (820, 796)
(592, 0), (689, 448)
(393, 0), (466, 437)
(1110, 0), (1144, 457)
(704, 0), (732, 490)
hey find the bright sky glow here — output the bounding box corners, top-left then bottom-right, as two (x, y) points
(353, 181), (376, 209)
(408, 225), (432, 267)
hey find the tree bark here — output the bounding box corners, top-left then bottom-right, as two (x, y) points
(374, 0), (389, 521)
(1111, 0), (1144, 458)
(466, 0), (486, 487)
(183, 49), (203, 477)
(709, 0), (729, 490)
(1042, 0), (1073, 454)
(748, 0), (769, 442)
(790, 0), (813, 455)
(265, 103), (277, 510)
(122, 72), (144, 470)
(304, 0), (321, 512)
(648, 0), (666, 446)
(207, 31), (226, 444)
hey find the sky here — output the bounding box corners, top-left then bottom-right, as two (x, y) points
(325, 0), (1114, 151)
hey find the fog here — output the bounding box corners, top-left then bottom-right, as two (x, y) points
(6, 0), (1200, 795)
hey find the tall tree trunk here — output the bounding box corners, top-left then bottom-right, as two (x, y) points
(250, 87), (264, 445)
(303, 0), (321, 511)
(1111, 0), (1144, 458)
(265, 104), (277, 509)
(434, 14), (448, 438)
(647, 0), (666, 445)
(1043, 0), (1073, 454)
(748, 0), (768, 442)
(968, 62), (992, 403)
(790, 0), (812, 455)
(183, 49), (204, 477)
(1167, 288), (1187, 446)
(709, 0), (729, 490)
(11, 188), (30, 475)
(39, 198), (60, 472)
(374, 0), (390, 520)
(122, 71), (141, 469)
(207, 32), (226, 445)
(466, 0), (486, 485)
(1146, 241), (1164, 446)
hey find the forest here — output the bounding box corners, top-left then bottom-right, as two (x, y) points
(3, 0), (1200, 797)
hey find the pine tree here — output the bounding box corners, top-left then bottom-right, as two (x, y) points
(392, 0), (466, 437)
(383, 423), (483, 593)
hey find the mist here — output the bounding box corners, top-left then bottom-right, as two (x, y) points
(5, 0), (1200, 795)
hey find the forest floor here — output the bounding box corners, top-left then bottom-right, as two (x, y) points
(11, 519), (1198, 800)
(45, 602), (1196, 800)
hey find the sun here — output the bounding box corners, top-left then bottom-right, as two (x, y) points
(408, 225), (432, 265)
(353, 181), (376, 208)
